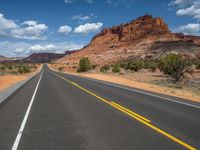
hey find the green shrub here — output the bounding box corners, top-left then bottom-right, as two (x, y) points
(144, 61), (157, 72)
(125, 60), (144, 72)
(112, 64), (121, 73)
(77, 57), (91, 72)
(158, 54), (194, 83)
(100, 65), (110, 72)
(58, 66), (64, 72)
(17, 64), (31, 74)
(119, 62), (126, 68)
(196, 63), (200, 70)
(31, 64), (37, 69)
(0, 65), (6, 71)
(92, 64), (97, 70)
(6, 64), (13, 70)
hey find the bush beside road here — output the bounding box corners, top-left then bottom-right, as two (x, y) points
(48, 54), (200, 103)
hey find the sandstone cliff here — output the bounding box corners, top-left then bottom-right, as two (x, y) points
(57, 15), (200, 70)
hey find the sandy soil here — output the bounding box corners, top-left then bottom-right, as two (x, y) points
(0, 65), (42, 91)
(0, 75), (30, 91)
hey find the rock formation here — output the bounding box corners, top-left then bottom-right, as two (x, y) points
(57, 15), (200, 70)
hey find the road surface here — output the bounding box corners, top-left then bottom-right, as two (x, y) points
(0, 65), (200, 150)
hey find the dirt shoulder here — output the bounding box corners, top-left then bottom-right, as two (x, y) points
(0, 74), (31, 91)
(68, 72), (200, 103)
(0, 65), (42, 91)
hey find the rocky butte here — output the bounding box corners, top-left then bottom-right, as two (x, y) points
(57, 15), (200, 70)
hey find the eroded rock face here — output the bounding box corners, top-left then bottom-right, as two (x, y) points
(57, 15), (200, 70)
(175, 33), (200, 45)
(91, 15), (170, 46)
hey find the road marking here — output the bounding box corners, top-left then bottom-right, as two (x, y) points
(110, 101), (150, 123)
(54, 72), (197, 150)
(11, 72), (43, 150)
(109, 102), (196, 149)
(71, 74), (200, 109)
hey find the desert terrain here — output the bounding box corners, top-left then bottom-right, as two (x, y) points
(49, 15), (200, 103)
(0, 63), (41, 91)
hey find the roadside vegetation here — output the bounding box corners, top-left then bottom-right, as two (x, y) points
(77, 57), (91, 72)
(117, 54), (198, 84)
(100, 65), (110, 73)
(51, 55), (200, 98)
(82, 54), (199, 84)
(124, 60), (144, 72)
(158, 54), (194, 83)
(53, 54), (199, 87)
(196, 62), (200, 70)
(0, 63), (38, 75)
(58, 66), (64, 72)
(112, 64), (121, 73)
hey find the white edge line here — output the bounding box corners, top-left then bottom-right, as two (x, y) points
(67, 74), (200, 109)
(11, 71), (43, 150)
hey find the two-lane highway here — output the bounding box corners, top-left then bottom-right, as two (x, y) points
(0, 65), (200, 150)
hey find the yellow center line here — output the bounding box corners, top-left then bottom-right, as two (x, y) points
(110, 101), (151, 123)
(53, 72), (197, 150)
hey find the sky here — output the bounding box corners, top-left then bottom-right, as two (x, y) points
(0, 0), (200, 57)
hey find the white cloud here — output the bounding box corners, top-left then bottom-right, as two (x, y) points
(74, 22), (103, 34)
(177, 23), (200, 35)
(0, 41), (32, 57)
(72, 15), (91, 21)
(169, 0), (200, 35)
(170, 0), (200, 20)
(169, 0), (193, 6)
(0, 41), (84, 57)
(0, 13), (48, 40)
(12, 21), (48, 40)
(26, 43), (84, 55)
(0, 13), (17, 30)
(58, 25), (72, 34)
(176, 4), (200, 20)
(29, 44), (56, 52)
(72, 13), (96, 24)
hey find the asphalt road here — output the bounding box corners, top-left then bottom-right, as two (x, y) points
(0, 65), (200, 150)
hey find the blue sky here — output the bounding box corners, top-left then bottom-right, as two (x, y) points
(0, 0), (200, 57)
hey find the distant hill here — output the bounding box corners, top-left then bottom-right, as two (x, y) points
(0, 55), (15, 62)
(23, 51), (79, 63)
(65, 50), (80, 55)
(0, 50), (79, 63)
(23, 53), (66, 63)
(57, 15), (200, 70)
(0, 55), (6, 58)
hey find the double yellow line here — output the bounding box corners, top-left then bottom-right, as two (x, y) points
(54, 72), (197, 150)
